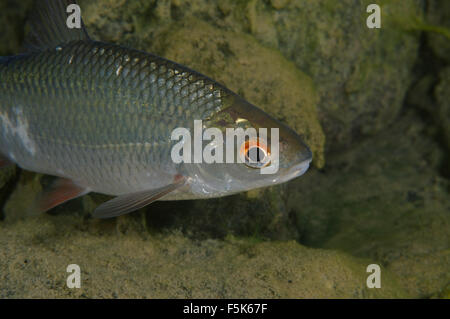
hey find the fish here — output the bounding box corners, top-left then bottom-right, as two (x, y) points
(0, 0), (312, 218)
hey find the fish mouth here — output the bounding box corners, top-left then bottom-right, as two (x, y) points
(287, 159), (312, 178)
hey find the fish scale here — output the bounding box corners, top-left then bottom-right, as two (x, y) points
(0, 40), (227, 195)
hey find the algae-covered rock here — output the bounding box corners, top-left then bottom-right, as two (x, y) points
(435, 67), (450, 160)
(0, 217), (409, 298)
(3, 171), (42, 221)
(407, 66), (450, 177)
(264, 0), (423, 150)
(427, 0), (450, 63)
(0, 0), (33, 55)
(144, 185), (298, 241)
(287, 112), (450, 297)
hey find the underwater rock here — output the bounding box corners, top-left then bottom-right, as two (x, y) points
(264, 0), (423, 151)
(0, 219), (409, 298)
(287, 112), (450, 297)
(426, 0), (450, 63)
(435, 67), (450, 161)
(3, 171), (42, 221)
(407, 66), (449, 177)
(143, 185), (298, 241)
(0, 0), (33, 55)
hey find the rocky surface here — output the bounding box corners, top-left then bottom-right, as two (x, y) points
(426, 0), (450, 64)
(287, 111), (450, 297)
(435, 68), (450, 163)
(0, 217), (409, 298)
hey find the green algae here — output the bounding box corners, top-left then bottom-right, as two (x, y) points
(0, 218), (410, 298)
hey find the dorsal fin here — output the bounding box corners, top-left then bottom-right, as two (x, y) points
(24, 0), (90, 52)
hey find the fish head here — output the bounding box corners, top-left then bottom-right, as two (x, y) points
(184, 93), (312, 198)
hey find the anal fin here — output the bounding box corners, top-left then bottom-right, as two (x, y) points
(93, 176), (186, 219)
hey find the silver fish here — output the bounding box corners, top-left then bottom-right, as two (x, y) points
(0, 0), (312, 218)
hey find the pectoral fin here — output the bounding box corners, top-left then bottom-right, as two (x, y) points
(36, 177), (89, 213)
(93, 176), (186, 219)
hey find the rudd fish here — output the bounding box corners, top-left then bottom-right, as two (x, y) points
(0, 0), (312, 218)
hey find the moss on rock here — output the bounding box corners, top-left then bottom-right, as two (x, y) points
(287, 112), (450, 297)
(0, 217), (409, 298)
(426, 0), (450, 63)
(435, 67), (450, 160)
(0, 0), (33, 55)
(265, 0), (423, 150)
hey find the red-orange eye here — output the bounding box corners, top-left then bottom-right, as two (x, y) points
(240, 138), (271, 168)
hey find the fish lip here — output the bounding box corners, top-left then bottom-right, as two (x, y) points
(298, 143), (313, 163)
(288, 158), (312, 177)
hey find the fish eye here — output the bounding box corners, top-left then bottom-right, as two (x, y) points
(240, 139), (271, 169)
(246, 146), (266, 163)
